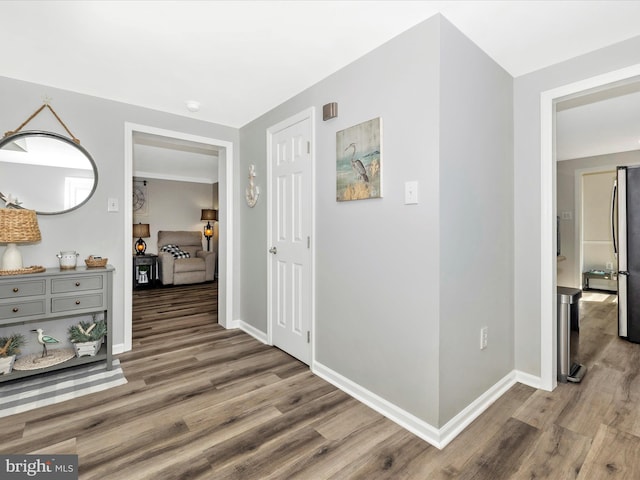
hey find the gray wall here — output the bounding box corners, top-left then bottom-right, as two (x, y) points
(132, 178), (216, 255)
(514, 36), (640, 376)
(0, 76), (238, 348)
(239, 15), (513, 428)
(438, 20), (513, 425)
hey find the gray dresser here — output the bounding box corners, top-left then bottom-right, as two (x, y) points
(0, 265), (114, 382)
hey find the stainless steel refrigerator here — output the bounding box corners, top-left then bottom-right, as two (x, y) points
(614, 166), (640, 343)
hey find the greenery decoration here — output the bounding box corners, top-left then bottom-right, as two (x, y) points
(0, 333), (26, 357)
(68, 320), (107, 343)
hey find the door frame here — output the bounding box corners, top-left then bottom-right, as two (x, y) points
(540, 63), (640, 391)
(266, 107), (316, 365)
(122, 123), (234, 352)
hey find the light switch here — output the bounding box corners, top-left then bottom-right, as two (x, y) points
(405, 181), (418, 205)
(107, 198), (119, 212)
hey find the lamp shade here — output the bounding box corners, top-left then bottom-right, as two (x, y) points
(200, 209), (218, 221)
(0, 209), (41, 243)
(132, 223), (150, 238)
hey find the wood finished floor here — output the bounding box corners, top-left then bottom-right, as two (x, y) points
(1, 285), (639, 478)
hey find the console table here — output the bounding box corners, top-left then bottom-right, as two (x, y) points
(0, 265), (113, 383)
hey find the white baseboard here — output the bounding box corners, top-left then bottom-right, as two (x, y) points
(112, 343), (126, 355)
(225, 318), (241, 330)
(237, 320), (269, 344)
(514, 370), (543, 390)
(313, 362), (523, 449)
(313, 361), (443, 447)
(438, 371), (517, 447)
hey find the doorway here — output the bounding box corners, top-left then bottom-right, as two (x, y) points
(557, 166), (619, 376)
(122, 123), (234, 353)
(541, 64), (640, 390)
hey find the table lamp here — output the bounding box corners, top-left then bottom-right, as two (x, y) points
(0, 209), (42, 270)
(200, 209), (217, 251)
(133, 223), (150, 255)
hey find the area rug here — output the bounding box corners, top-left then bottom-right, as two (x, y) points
(0, 359), (127, 418)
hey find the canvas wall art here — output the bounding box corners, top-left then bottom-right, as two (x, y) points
(336, 117), (382, 201)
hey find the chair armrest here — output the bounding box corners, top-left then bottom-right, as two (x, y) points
(157, 252), (176, 285)
(197, 250), (216, 281)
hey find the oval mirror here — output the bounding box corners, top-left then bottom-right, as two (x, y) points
(0, 130), (98, 215)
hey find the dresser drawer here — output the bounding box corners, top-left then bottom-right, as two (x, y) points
(0, 280), (46, 299)
(51, 293), (104, 313)
(0, 300), (46, 320)
(51, 275), (103, 294)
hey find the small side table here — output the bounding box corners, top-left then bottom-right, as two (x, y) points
(582, 270), (617, 292)
(133, 254), (158, 289)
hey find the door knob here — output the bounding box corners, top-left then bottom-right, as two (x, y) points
(269, 246), (277, 254)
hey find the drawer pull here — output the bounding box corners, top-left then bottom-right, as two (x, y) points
(12, 287), (18, 293)
(75, 300), (81, 305)
(12, 307), (19, 313)
(75, 282), (81, 287)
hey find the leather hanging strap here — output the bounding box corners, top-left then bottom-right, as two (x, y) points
(4, 102), (81, 144)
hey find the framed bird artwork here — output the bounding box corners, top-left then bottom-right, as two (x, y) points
(336, 117), (382, 201)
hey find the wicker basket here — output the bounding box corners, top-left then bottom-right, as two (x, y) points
(85, 257), (108, 268)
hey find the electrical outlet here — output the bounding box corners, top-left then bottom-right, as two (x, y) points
(606, 262), (613, 271)
(480, 326), (488, 350)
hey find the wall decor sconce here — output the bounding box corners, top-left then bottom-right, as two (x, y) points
(200, 209), (218, 251)
(133, 222), (150, 255)
(0, 208), (42, 271)
(245, 164), (260, 208)
(323, 102), (338, 121)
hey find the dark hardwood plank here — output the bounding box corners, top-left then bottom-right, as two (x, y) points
(329, 428), (433, 479)
(577, 424), (640, 479)
(456, 418), (540, 480)
(512, 424), (591, 479)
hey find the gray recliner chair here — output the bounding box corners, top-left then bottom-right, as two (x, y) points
(157, 231), (216, 285)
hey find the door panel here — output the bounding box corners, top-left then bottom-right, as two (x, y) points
(625, 166), (640, 342)
(269, 113), (313, 364)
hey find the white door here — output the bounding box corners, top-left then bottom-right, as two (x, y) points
(268, 109), (314, 365)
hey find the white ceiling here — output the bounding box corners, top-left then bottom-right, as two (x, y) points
(3, 1), (640, 161)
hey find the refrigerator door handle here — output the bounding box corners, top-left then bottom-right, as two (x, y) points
(612, 179), (618, 257)
(618, 167), (628, 338)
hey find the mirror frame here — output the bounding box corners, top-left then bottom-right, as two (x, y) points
(0, 130), (98, 215)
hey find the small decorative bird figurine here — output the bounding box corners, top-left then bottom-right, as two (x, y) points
(31, 328), (60, 357)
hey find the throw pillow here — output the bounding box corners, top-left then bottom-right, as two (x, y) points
(161, 244), (191, 258)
